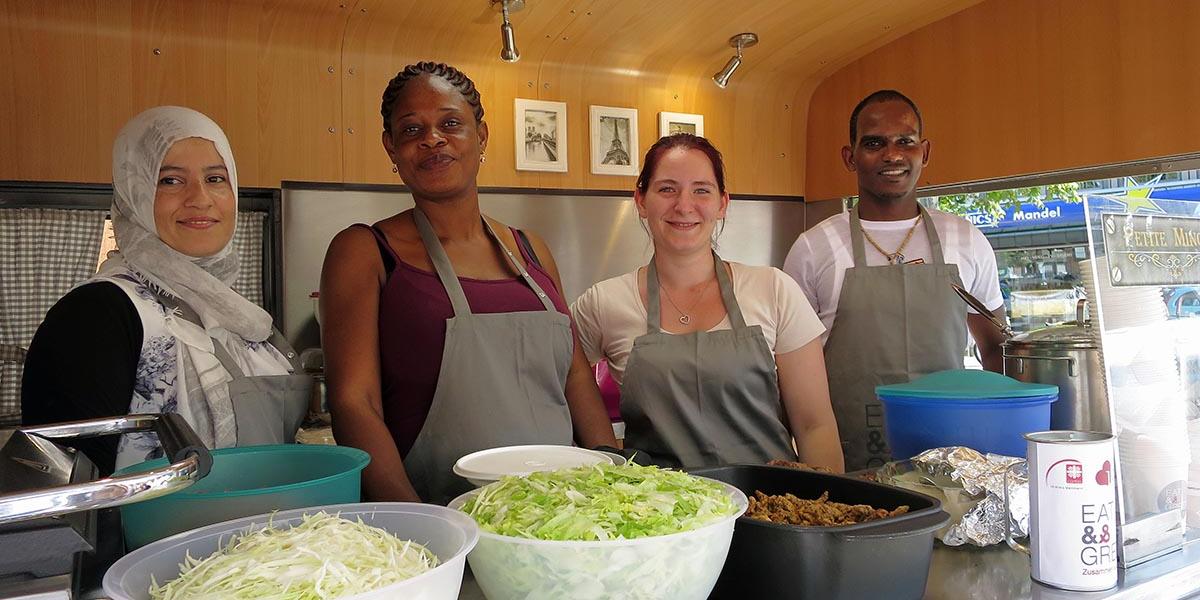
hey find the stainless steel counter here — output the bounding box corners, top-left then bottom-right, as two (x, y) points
(926, 541), (1200, 600)
(458, 540), (1200, 599)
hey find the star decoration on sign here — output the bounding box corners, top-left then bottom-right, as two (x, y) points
(1111, 185), (1166, 215)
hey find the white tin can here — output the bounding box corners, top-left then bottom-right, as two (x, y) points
(1008, 430), (1118, 591)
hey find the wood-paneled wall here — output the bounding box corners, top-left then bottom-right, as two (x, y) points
(0, 0), (347, 186)
(0, 0), (975, 196)
(804, 0), (1200, 202)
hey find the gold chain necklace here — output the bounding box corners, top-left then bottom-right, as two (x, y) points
(860, 213), (923, 265)
(656, 269), (715, 325)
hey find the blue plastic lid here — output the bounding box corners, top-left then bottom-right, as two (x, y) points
(875, 369), (1058, 400)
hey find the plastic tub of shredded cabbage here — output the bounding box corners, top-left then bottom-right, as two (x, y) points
(103, 503), (478, 600)
(448, 462), (747, 600)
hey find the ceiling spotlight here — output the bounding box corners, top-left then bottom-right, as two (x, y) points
(492, 0), (524, 63)
(712, 33), (758, 89)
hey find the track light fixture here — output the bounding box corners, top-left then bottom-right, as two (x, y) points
(713, 33), (758, 88)
(492, 0), (524, 63)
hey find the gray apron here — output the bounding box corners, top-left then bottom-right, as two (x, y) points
(402, 207), (574, 505)
(210, 332), (311, 446)
(621, 252), (796, 469)
(824, 205), (968, 471)
(158, 291), (311, 447)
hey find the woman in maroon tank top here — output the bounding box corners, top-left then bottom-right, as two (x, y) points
(320, 62), (616, 502)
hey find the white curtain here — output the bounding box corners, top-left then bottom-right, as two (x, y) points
(0, 208), (105, 424)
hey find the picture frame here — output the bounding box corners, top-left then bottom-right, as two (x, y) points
(589, 105), (639, 176)
(658, 111), (704, 139)
(514, 98), (568, 172)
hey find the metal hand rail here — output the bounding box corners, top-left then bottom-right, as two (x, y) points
(0, 413), (212, 525)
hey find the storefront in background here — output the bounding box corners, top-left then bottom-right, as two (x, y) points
(963, 199), (1089, 334)
(943, 173), (1200, 335)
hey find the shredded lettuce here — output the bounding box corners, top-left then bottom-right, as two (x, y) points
(461, 462), (739, 540)
(149, 511), (439, 599)
(458, 463), (744, 598)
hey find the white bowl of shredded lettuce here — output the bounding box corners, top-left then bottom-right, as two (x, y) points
(103, 502), (478, 600)
(448, 462), (747, 600)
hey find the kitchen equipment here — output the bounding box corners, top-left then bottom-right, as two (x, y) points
(104, 502), (478, 600)
(452, 444), (613, 487)
(298, 347), (327, 419)
(691, 464), (949, 600)
(0, 414), (211, 596)
(1006, 301), (1110, 432)
(953, 283), (1111, 433)
(952, 282), (1015, 338)
(114, 444), (368, 549)
(447, 477), (745, 600)
(1005, 431), (1118, 591)
(877, 369), (1058, 458)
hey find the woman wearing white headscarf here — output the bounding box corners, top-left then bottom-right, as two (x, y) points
(22, 106), (309, 475)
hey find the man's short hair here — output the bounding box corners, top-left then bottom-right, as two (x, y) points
(848, 90), (922, 145)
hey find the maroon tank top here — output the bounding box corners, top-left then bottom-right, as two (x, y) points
(361, 224), (574, 457)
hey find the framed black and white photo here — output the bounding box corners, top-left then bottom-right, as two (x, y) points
(589, 105), (638, 176)
(514, 98), (568, 172)
(657, 111), (704, 139)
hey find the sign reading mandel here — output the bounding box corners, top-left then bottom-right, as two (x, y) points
(1101, 212), (1200, 286)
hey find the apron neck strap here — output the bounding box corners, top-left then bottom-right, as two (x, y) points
(413, 207), (473, 317)
(480, 218), (558, 312)
(849, 203), (946, 266)
(645, 258), (664, 334)
(712, 251), (747, 329)
(204, 329), (298, 379)
(267, 329), (300, 370)
(645, 252), (746, 332)
(917, 204), (946, 265)
(209, 338), (247, 378)
(848, 206), (869, 267)
(413, 206), (558, 316)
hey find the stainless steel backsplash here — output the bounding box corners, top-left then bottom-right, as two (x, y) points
(282, 186), (813, 350)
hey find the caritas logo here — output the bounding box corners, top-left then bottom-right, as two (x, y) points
(1046, 459), (1085, 489)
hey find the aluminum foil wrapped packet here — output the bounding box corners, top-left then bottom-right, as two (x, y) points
(879, 447), (1028, 546)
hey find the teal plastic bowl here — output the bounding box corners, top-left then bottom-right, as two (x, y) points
(115, 444), (369, 549)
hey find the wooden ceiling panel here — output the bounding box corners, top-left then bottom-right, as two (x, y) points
(1, 0), (982, 193)
(336, 0), (982, 193)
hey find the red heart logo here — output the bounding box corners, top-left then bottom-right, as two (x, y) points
(1096, 460), (1111, 486)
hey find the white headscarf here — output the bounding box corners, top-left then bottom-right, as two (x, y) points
(102, 106), (272, 341)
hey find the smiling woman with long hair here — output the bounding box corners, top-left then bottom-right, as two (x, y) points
(22, 106), (309, 475)
(571, 133), (844, 472)
(319, 62), (616, 504)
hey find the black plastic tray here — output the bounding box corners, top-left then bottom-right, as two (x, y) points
(691, 465), (950, 600)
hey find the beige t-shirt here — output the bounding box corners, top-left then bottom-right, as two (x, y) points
(571, 262), (826, 385)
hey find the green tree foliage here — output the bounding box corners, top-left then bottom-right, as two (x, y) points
(933, 182), (1083, 218)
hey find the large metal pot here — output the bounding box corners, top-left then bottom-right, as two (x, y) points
(1003, 301), (1110, 432)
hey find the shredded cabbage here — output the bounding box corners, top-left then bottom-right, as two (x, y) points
(149, 511), (439, 599)
(461, 462), (739, 540)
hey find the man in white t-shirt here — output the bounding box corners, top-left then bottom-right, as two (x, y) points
(782, 90), (1007, 470)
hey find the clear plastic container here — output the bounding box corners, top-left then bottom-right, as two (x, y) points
(103, 502), (478, 600)
(448, 479), (746, 600)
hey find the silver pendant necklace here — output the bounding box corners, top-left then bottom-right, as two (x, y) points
(656, 269), (715, 325)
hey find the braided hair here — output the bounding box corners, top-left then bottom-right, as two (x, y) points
(380, 62), (485, 133)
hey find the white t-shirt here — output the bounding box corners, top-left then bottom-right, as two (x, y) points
(571, 262), (826, 384)
(782, 208), (1003, 344)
